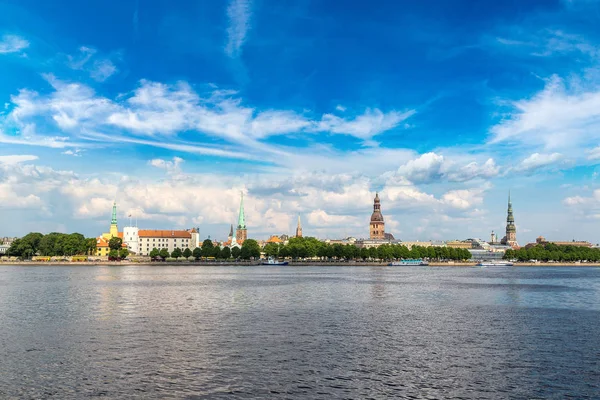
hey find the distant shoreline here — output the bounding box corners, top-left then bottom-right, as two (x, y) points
(1, 261), (599, 267)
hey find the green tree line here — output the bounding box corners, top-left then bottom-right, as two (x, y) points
(6, 233), (97, 259)
(504, 244), (600, 262)
(263, 237), (472, 261)
(149, 239), (262, 260)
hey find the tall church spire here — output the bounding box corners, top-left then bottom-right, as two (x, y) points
(235, 192), (247, 243)
(502, 191), (517, 247)
(111, 201), (117, 225)
(109, 201), (118, 238)
(296, 216), (303, 238)
(237, 192), (246, 229)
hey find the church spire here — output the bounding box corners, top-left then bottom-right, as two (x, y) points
(235, 192), (248, 243)
(502, 190), (517, 247)
(296, 216), (303, 238)
(229, 224), (234, 239)
(237, 192), (246, 229)
(111, 201), (117, 225)
(109, 201), (118, 238)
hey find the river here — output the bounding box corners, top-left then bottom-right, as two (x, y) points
(1, 265), (599, 399)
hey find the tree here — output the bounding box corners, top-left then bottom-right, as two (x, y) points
(220, 246), (231, 259)
(279, 245), (290, 259)
(119, 248), (129, 259)
(263, 243), (280, 257)
(183, 248), (192, 258)
(192, 247), (202, 260)
(241, 239), (261, 259)
(108, 237), (123, 251)
(360, 247), (369, 260)
(159, 248), (170, 259)
(85, 238), (98, 255)
(201, 239), (214, 258)
(150, 248), (160, 259)
(231, 246), (241, 259)
(171, 248), (183, 259)
(108, 249), (119, 260)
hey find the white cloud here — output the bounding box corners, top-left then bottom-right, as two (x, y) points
(514, 152), (564, 172)
(441, 188), (486, 210)
(317, 108), (415, 143)
(587, 146), (600, 161)
(225, 0), (252, 57)
(90, 59), (118, 82)
(0, 34), (29, 54)
(563, 189), (600, 219)
(66, 46), (118, 81)
(396, 152), (499, 183)
(0, 155), (38, 164)
(335, 105), (346, 112)
(489, 75), (600, 150)
(493, 29), (599, 59)
(2, 76), (413, 162)
(61, 149), (83, 157)
(148, 157), (184, 172)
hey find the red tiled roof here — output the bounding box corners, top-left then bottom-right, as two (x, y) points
(138, 230), (192, 238)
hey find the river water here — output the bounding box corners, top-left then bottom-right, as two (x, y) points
(0, 265), (599, 399)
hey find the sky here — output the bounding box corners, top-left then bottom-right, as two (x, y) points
(1, 0), (600, 244)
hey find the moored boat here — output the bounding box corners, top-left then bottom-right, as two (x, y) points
(388, 258), (429, 266)
(477, 261), (514, 267)
(261, 257), (289, 266)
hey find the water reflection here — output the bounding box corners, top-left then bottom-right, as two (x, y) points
(0, 265), (598, 399)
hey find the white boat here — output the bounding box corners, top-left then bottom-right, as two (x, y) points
(388, 259), (429, 266)
(477, 261), (514, 267)
(261, 257), (288, 266)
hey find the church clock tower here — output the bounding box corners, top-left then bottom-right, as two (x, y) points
(369, 193), (385, 240)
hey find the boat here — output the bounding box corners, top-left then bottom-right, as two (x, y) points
(476, 261), (514, 267)
(261, 257), (289, 266)
(388, 258), (429, 266)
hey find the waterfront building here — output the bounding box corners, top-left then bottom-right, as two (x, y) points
(369, 193), (385, 240)
(500, 192), (518, 248)
(123, 225), (139, 254)
(137, 230), (193, 255)
(531, 236), (593, 248)
(400, 241), (432, 250)
(190, 228), (200, 249)
(266, 235), (283, 244)
(355, 238), (399, 249)
(446, 240), (473, 249)
(0, 244), (10, 254)
(235, 193), (247, 244)
(326, 237), (357, 246)
(296, 216), (303, 238)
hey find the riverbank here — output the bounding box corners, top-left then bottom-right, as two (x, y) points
(1, 261), (599, 267)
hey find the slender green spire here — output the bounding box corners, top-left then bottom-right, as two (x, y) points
(111, 201), (117, 225)
(237, 192), (246, 229)
(506, 191), (515, 230)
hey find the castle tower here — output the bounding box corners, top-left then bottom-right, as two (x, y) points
(296, 216), (303, 238)
(501, 192), (517, 247)
(109, 201), (119, 238)
(369, 193), (385, 240)
(235, 193), (247, 243)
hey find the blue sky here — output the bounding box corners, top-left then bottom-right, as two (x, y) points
(1, 0), (600, 244)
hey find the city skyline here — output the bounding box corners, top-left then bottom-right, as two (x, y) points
(1, 1), (600, 243)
